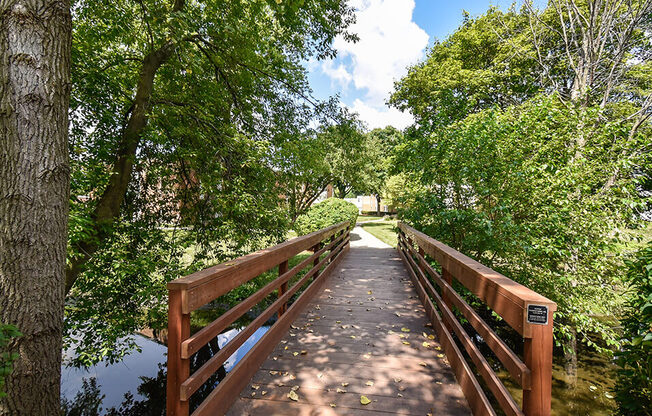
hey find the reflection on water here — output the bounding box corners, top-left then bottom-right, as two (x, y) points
(61, 326), (269, 415)
(498, 349), (618, 416)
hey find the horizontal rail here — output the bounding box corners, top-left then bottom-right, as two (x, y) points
(180, 235), (344, 358)
(399, 236), (521, 416)
(192, 241), (350, 416)
(398, 223), (555, 337)
(400, 233), (530, 389)
(397, 222), (555, 416)
(180, 236), (349, 400)
(167, 221), (351, 416)
(170, 221), (349, 313)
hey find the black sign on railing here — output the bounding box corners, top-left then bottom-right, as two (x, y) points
(527, 304), (549, 325)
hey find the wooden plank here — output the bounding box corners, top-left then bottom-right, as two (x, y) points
(169, 221), (349, 313)
(191, 242), (350, 416)
(398, 222), (556, 337)
(402, 235), (531, 389)
(180, 237), (349, 401)
(181, 235), (345, 358)
(397, 240), (496, 416)
(402, 245), (522, 416)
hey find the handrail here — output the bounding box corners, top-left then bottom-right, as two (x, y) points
(397, 222), (555, 416)
(166, 221), (351, 416)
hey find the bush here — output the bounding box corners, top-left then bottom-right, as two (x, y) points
(615, 242), (652, 415)
(0, 324), (21, 398)
(294, 198), (358, 235)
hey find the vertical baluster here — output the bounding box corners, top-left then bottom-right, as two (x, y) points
(277, 260), (289, 316)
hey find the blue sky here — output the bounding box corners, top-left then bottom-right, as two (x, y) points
(307, 0), (543, 130)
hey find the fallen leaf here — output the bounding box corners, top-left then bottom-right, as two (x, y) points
(368, 290), (373, 295)
(350, 335), (356, 339)
(251, 385), (260, 390)
(394, 377), (402, 383)
(329, 403), (336, 408)
(419, 361), (428, 367)
(397, 393), (403, 398)
(605, 392), (614, 399)
(336, 320), (342, 324)
(401, 327), (410, 332)
(287, 390), (299, 401)
(261, 391), (267, 396)
(251, 392), (256, 397)
(300, 350), (307, 355)
(269, 371), (278, 375)
(589, 385), (597, 392)
(365, 381), (374, 386)
(317, 373), (323, 379)
(402, 341), (410, 345)
(291, 385), (299, 391)
(336, 387), (347, 393)
(428, 335), (435, 340)
(437, 354), (445, 358)
(422, 342), (431, 348)
(398, 386), (406, 391)
(360, 395), (371, 405)
(341, 382), (349, 387)
(293, 352), (299, 356)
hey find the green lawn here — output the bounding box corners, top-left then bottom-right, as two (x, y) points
(356, 215), (384, 223)
(360, 220), (398, 247)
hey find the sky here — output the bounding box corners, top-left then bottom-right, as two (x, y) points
(307, 0), (542, 130)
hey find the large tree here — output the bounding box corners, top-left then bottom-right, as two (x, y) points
(390, 0), (651, 383)
(65, 0), (357, 366)
(0, 0), (71, 414)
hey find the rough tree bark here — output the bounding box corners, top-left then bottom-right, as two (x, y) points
(0, 0), (71, 414)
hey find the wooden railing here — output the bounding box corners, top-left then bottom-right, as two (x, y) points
(397, 222), (556, 416)
(166, 221), (351, 416)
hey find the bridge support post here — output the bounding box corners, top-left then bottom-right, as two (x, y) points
(277, 260), (289, 316)
(167, 289), (190, 416)
(522, 307), (554, 416)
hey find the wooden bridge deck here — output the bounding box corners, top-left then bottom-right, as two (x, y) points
(226, 227), (470, 415)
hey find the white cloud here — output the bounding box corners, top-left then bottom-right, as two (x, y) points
(350, 99), (414, 130)
(320, 0), (428, 129)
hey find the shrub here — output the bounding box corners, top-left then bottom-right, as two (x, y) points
(0, 324), (21, 398)
(294, 198), (358, 235)
(615, 242), (652, 415)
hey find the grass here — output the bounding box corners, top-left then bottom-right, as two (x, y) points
(356, 215), (384, 223)
(360, 220), (398, 247)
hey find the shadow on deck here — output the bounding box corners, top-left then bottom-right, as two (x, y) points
(227, 228), (469, 415)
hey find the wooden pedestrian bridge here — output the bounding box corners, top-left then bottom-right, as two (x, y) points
(166, 221), (556, 416)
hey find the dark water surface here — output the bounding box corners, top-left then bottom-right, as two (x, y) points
(61, 326), (269, 415)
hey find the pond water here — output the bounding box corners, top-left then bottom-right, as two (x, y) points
(60, 326), (269, 415)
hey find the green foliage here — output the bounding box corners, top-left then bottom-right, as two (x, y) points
(294, 198), (358, 235)
(67, 0), (357, 366)
(394, 95), (650, 349)
(615, 242), (652, 415)
(0, 324), (21, 398)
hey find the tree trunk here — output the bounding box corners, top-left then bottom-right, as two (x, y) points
(562, 327), (578, 388)
(64, 41), (177, 294)
(376, 194), (381, 216)
(0, 1), (71, 414)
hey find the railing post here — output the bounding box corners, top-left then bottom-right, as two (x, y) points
(522, 308), (554, 416)
(417, 246), (426, 275)
(277, 260), (289, 316)
(167, 288), (190, 416)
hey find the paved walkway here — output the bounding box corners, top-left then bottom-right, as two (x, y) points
(227, 226), (470, 415)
